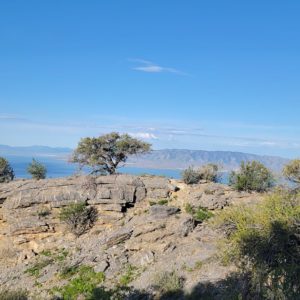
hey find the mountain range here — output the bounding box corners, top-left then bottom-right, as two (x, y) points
(0, 144), (289, 172)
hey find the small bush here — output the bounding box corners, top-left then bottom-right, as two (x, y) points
(0, 157), (14, 183)
(182, 167), (201, 184)
(283, 159), (300, 184)
(194, 207), (213, 222)
(119, 265), (139, 286)
(27, 158), (47, 180)
(59, 202), (97, 237)
(198, 163), (219, 182)
(0, 289), (28, 300)
(185, 204), (213, 223)
(153, 271), (183, 296)
(229, 161), (274, 192)
(182, 164), (219, 184)
(212, 190), (300, 298)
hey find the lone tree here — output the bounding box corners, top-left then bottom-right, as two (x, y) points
(71, 132), (151, 174)
(27, 158), (47, 180)
(283, 159), (300, 184)
(0, 157), (14, 183)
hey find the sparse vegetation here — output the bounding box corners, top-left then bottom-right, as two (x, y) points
(0, 157), (14, 183)
(53, 265), (105, 300)
(27, 158), (47, 180)
(149, 199), (169, 206)
(213, 190), (300, 298)
(153, 271), (183, 296)
(182, 167), (201, 184)
(229, 161), (274, 192)
(185, 203), (213, 222)
(119, 265), (139, 286)
(71, 132), (151, 175)
(283, 159), (300, 185)
(59, 202), (97, 237)
(37, 208), (51, 217)
(182, 164), (219, 184)
(25, 259), (53, 277)
(0, 289), (28, 300)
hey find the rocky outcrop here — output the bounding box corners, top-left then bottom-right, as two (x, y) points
(0, 174), (176, 237)
(0, 175), (263, 299)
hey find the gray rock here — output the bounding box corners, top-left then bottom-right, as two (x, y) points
(135, 187), (147, 202)
(179, 216), (195, 237)
(105, 228), (133, 248)
(94, 260), (109, 273)
(149, 205), (179, 219)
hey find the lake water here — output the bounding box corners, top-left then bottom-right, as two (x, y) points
(5, 155), (229, 183)
(6, 155), (183, 179)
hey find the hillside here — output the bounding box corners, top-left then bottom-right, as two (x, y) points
(0, 145), (289, 173)
(128, 149), (289, 172)
(0, 174), (263, 299)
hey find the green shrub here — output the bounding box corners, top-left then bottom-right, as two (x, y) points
(153, 271), (183, 296)
(59, 202), (97, 237)
(0, 289), (28, 300)
(54, 265), (105, 300)
(119, 265), (138, 286)
(27, 158), (47, 180)
(25, 259), (53, 277)
(283, 159), (300, 184)
(194, 207), (213, 222)
(182, 164), (219, 185)
(197, 163), (219, 182)
(229, 161), (274, 192)
(0, 157), (14, 183)
(213, 190), (300, 298)
(182, 167), (201, 184)
(185, 204), (213, 223)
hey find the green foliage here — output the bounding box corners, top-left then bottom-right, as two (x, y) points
(71, 132), (151, 175)
(0, 289), (28, 300)
(229, 161), (274, 192)
(119, 265), (138, 286)
(283, 159), (300, 184)
(194, 207), (213, 222)
(182, 164), (219, 185)
(25, 259), (53, 277)
(197, 163), (219, 182)
(149, 199), (169, 206)
(54, 266), (105, 300)
(27, 158), (47, 180)
(182, 167), (201, 184)
(213, 190), (300, 298)
(59, 202), (97, 237)
(0, 157), (14, 183)
(153, 271), (183, 296)
(185, 204), (213, 223)
(59, 264), (80, 279)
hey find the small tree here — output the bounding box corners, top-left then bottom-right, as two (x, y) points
(283, 159), (300, 184)
(229, 161), (274, 192)
(71, 132), (151, 174)
(0, 157), (14, 183)
(27, 158), (47, 180)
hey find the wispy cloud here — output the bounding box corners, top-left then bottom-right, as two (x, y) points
(129, 58), (187, 75)
(129, 132), (158, 140)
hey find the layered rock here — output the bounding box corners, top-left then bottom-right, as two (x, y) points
(0, 174), (176, 236)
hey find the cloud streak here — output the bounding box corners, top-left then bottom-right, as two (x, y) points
(129, 58), (187, 75)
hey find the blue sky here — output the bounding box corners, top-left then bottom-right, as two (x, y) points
(0, 1), (300, 158)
